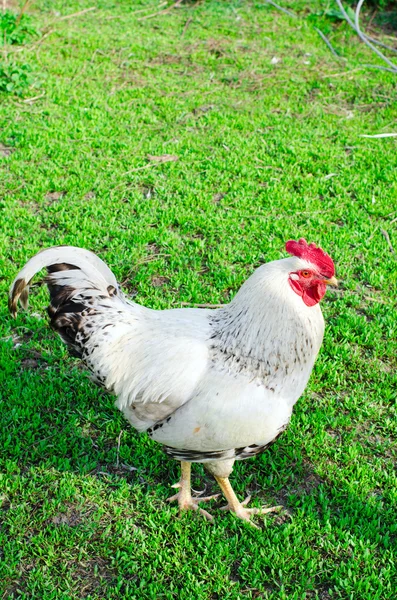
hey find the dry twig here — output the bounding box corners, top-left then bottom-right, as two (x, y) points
(138, 0), (184, 22)
(147, 154), (178, 163)
(21, 91), (46, 103)
(106, 3), (167, 18)
(15, 0), (33, 26)
(263, 0), (297, 18)
(182, 16), (193, 36)
(116, 163), (158, 179)
(380, 229), (397, 259)
(179, 302), (225, 308)
(56, 6), (97, 22)
(116, 155), (178, 184)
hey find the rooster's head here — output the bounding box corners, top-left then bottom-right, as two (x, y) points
(285, 238), (337, 307)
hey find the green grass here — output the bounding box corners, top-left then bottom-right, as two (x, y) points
(1, 1), (397, 598)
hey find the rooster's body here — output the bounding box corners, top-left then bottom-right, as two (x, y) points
(9, 240), (336, 524)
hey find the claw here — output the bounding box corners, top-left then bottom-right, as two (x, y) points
(167, 462), (218, 522)
(220, 499), (283, 527)
(167, 489), (219, 522)
(215, 476), (283, 527)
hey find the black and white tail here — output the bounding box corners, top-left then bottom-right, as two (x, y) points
(9, 246), (122, 359)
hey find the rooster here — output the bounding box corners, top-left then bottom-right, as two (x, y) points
(9, 239), (337, 525)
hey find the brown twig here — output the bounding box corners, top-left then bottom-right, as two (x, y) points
(182, 16), (193, 36)
(363, 294), (388, 305)
(113, 164), (158, 187)
(134, 1), (167, 15)
(15, 0), (33, 26)
(120, 163), (155, 175)
(137, 0), (184, 22)
(115, 156), (178, 186)
(322, 68), (363, 78)
(56, 6), (97, 22)
(10, 6), (96, 55)
(21, 91), (46, 103)
(380, 229), (397, 259)
(105, 3), (167, 19)
(367, 9), (377, 30)
(179, 302), (224, 308)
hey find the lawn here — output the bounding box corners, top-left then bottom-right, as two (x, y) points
(1, 0), (397, 598)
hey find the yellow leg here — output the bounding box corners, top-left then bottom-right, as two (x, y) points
(167, 461), (219, 521)
(215, 476), (282, 528)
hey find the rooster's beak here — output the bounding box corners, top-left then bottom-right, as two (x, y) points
(324, 276), (338, 287)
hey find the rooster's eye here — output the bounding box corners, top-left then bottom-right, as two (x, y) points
(301, 270), (311, 278)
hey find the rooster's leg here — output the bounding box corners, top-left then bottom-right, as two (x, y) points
(167, 461), (219, 521)
(215, 476), (282, 528)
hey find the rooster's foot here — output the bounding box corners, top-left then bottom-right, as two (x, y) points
(167, 461), (219, 521)
(167, 484), (219, 521)
(215, 476), (283, 528)
(220, 495), (282, 528)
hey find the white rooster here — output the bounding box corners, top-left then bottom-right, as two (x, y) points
(9, 239), (337, 525)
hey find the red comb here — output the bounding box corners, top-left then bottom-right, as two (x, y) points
(285, 238), (335, 278)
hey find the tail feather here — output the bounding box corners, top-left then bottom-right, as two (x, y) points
(9, 246), (122, 358)
(9, 246), (119, 317)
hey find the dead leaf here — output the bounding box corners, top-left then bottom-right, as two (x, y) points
(193, 104), (215, 115)
(151, 276), (169, 287)
(21, 358), (40, 369)
(45, 191), (65, 202)
(212, 192), (225, 203)
(147, 154), (178, 163)
(52, 509), (83, 527)
(0, 143), (14, 157)
(147, 243), (161, 254)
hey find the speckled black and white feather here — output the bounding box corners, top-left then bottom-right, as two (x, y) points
(162, 422), (289, 463)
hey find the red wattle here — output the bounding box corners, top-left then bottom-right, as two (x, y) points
(289, 278), (326, 307)
(302, 282), (326, 307)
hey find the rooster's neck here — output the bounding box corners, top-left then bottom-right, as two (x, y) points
(208, 263), (325, 399)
